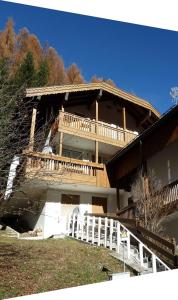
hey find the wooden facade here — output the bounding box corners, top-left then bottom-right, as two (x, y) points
(107, 105), (178, 218)
(23, 83), (160, 197)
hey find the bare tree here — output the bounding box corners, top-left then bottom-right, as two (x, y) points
(131, 169), (172, 234)
(0, 61), (53, 222)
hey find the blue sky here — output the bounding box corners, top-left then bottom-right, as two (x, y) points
(0, 1), (178, 114)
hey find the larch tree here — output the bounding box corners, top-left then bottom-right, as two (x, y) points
(0, 19), (16, 60)
(45, 47), (67, 85)
(66, 63), (85, 84)
(91, 75), (116, 87)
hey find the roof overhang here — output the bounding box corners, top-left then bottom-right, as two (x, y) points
(26, 82), (160, 119)
(107, 104), (178, 187)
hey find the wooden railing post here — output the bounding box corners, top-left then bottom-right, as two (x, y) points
(109, 219), (113, 250)
(104, 217), (108, 248)
(81, 215), (84, 241)
(29, 107), (37, 151)
(72, 214), (75, 237)
(122, 107), (126, 142)
(116, 222), (121, 253)
(98, 217), (101, 246)
(152, 254), (157, 273)
(86, 215), (90, 242)
(127, 232), (131, 258)
(92, 216), (95, 244)
(139, 242), (144, 267)
(76, 214), (80, 239)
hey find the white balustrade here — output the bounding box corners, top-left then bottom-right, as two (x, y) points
(116, 222), (121, 253)
(104, 217), (108, 248)
(109, 219), (113, 250)
(67, 214), (170, 274)
(139, 243), (144, 267)
(92, 216), (95, 244)
(97, 217), (101, 246)
(127, 232), (131, 259)
(152, 254), (157, 273)
(86, 215), (90, 242)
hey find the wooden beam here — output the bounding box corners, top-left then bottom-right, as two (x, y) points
(122, 107), (126, 141)
(59, 132), (64, 156)
(139, 110), (151, 127)
(58, 105), (64, 155)
(95, 141), (99, 163)
(29, 107), (37, 151)
(122, 107), (126, 129)
(95, 99), (99, 163)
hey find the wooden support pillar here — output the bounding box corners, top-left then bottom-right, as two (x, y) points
(95, 99), (99, 163)
(58, 105), (64, 156)
(95, 99), (98, 123)
(29, 107), (37, 151)
(122, 107), (126, 141)
(95, 141), (98, 164)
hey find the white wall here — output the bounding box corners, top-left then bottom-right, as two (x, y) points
(36, 189), (117, 236)
(147, 139), (178, 186)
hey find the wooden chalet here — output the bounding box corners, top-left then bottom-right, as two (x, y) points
(2, 82), (159, 237)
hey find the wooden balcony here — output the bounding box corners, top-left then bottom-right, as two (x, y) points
(116, 180), (178, 220)
(59, 111), (138, 146)
(23, 151), (110, 188)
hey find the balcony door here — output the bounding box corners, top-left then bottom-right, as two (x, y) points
(92, 197), (107, 214)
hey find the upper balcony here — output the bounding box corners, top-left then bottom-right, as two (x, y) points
(58, 111), (138, 147)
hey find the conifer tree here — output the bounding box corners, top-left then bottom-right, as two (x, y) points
(35, 59), (49, 87)
(15, 51), (36, 88)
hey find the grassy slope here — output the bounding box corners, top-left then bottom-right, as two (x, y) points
(0, 234), (131, 299)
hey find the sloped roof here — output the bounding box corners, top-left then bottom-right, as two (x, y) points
(108, 104), (178, 166)
(26, 82), (160, 118)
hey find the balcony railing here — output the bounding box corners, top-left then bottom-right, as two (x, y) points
(59, 111), (138, 144)
(162, 180), (178, 205)
(23, 151), (110, 188)
(117, 180), (178, 219)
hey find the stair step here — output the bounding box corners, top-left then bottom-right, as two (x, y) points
(1, 226), (19, 238)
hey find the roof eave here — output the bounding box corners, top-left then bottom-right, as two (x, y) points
(26, 82), (160, 118)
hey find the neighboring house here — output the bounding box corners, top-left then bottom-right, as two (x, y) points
(107, 104), (178, 242)
(2, 82), (159, 237)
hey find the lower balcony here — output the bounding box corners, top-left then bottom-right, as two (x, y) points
(23, 151), (110, 188)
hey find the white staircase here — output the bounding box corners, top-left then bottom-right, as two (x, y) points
(1, 226), (20, 238)
(67, 214), (170, 274)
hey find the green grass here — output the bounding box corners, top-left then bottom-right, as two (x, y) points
(0, 233), (132, 299)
